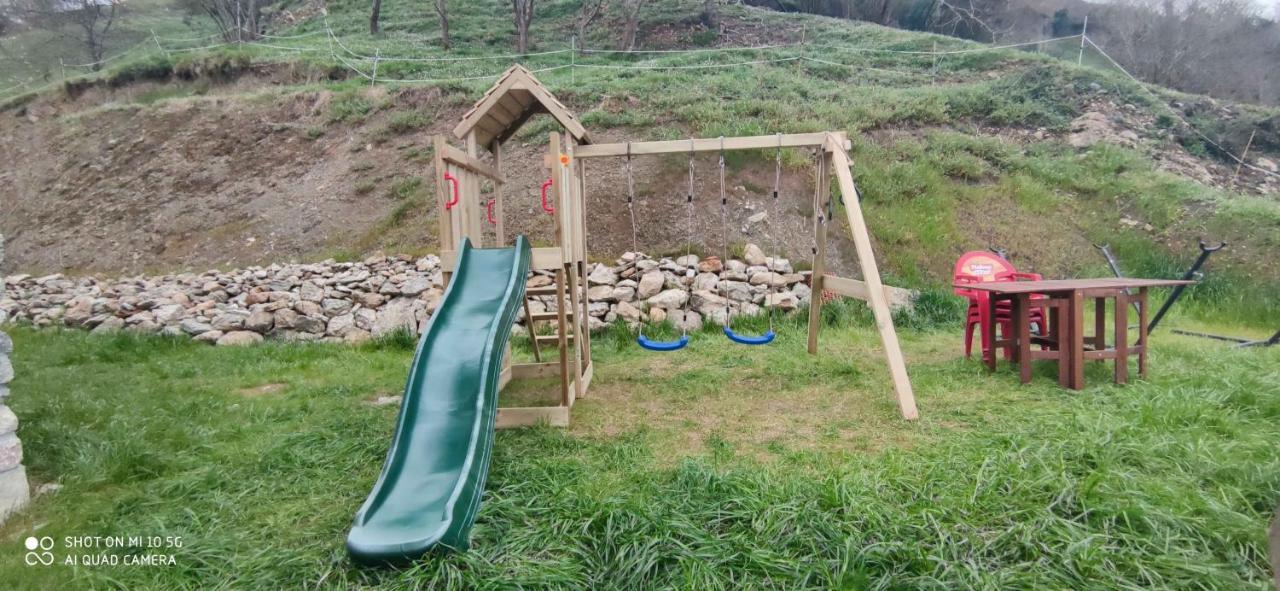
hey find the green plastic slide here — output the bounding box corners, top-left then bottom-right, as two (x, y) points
(347, 236), (531, 565)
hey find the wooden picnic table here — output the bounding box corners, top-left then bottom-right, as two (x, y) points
(956, 278), (1195, 389)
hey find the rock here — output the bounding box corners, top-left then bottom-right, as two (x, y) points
(344, 329), (372, 344)
(764, 291), (799, 311)
(216, 331), (263, 346)
(650, 307), (667, 323)
(1257, 157), (1278, 173)
(35, 482), (61, 497)
(300, 281), (324, 302)
(153, 304), (186, 324)
(743, 243), (767, 266)
(675, 254), (699, 268)
(295, 301), (323, 317)
(354, 308), (378, 331)
(527, 275), (553, 288)
(747, 211), (767, 227)
(244, 309), (274, 333)
(615, 301), (644, 323)
(587, 265), (617, 286)
(295, 315), (327, 334)
(63, 296), (93, 327)
(193, 330), (225, 344)
(0, 333), (10, 355)
(750, 272), (786, 287)
(400, 277), (432, 296)
(648, 289), (689, 310)
(374, 298), (421, 336)
(609, 285), (636, 302)
(354, 292), (385, 308)
(668, 310), (702, 333)
(245, 291), (271, 305)
(0, 358), (8, 386)
(768, 258), (793, 274)
(720, 280), (752, 302)
(322, 298), (353, 316)
(794, 283), (812, 302)
(273, 308), (299, 329)
(180, 319), (215, 335)
(637, 271), (664, 299)
(0, 465), (29, 519)
(692, 272), (719, 291)
(211, 311), (248, 331)
(587, 285), (615, 301)
(0, 406), (16, 436)
(698, 256), (723, 273)
(690, 290), (728, 317)
(0, 434), (21, 472)
(91, 317), (125, 333)
(327, 313), (355, 336)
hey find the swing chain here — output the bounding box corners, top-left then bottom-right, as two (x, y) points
(625, 142), (637, 254)
(719, 137), (731, 321)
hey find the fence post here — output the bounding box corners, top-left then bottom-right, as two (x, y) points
(371, 48), (381, 86)
(932, 41), (938, 85)
(1231, 129), (1257, 191)
(1078, 15), (1088, 66)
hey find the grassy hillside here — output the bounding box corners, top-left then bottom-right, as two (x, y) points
(1, 0), (1277, 327)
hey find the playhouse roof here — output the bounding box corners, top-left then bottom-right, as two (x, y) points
(452, 65), (590, 149)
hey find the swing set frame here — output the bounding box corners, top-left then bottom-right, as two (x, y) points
(434, 65), (919, 423)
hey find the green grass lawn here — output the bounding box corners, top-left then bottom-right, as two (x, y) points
(1, 307), (1277, 589)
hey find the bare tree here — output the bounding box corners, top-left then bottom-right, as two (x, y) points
(435, 0), (449, 49)
(178, 0), (269, 42)
(618, 0), (646, 51)
(931, 0), (1011, 42)
(513, 0), (534, 53)
(370, 0), (381, 34)
(700, 0), (718, 30)
(18, 0), (118, 68)
(575, 0), (607, 46)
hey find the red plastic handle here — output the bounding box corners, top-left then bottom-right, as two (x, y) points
(486, 199), (496, 225)
(443, 172), (459, 210)
(540, 178), (555, 215)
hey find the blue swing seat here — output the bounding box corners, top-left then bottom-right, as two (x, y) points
(637, 334), (690, 352)
(723, 326), (775, 345)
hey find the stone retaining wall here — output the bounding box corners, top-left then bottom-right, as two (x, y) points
(0, 243), (914, 345)
(0, 234), (30, 523)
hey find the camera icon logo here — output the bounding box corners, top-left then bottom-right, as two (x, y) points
(24, 536), (55, 566)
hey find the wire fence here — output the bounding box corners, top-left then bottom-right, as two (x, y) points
(1, 20), (1275, 181)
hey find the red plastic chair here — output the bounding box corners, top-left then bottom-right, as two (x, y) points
(953, 251), (1045, 361)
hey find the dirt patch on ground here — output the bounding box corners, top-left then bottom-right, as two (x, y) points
(237, 382), (288, 397)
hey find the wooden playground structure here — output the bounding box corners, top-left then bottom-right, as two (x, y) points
(433, 66), (919, 424)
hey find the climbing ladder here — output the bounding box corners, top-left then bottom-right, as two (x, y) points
(523, 276), (583, 362)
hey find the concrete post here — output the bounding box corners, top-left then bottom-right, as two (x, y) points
(0, 233), (31, 524)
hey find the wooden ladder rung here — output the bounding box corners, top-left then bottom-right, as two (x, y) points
(525, 285), (562, 296)
(529, 310), (574, 322)
(534, 334), (575, 344)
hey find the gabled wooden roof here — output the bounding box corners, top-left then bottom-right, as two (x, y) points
(453, 65), (590, 149)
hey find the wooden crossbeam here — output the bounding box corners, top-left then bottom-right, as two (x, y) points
(438, 142), (503, 182)
(574, 133), (851, 159)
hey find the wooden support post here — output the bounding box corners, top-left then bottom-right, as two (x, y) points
(433, 135), (457, 287)
(1114, 292), (1128, 384)
(575, 148), (593, 379)
(825, 133), (918, 420)
(492, 139), (505, 246)
(807, 153), (830, 355)
(561, 137), (585, 404)
(549, 132), (571, 407)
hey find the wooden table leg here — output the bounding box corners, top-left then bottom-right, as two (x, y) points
(1017, 294), (1032, 384)
(1054, 300), (1070, 388)
(1094, 296), (1107, 351)
(1071, 290), (1085, 390)
(1138, 287), (1149, 378)
(1114, 292), (1128, 384)
(986, 294), (999, 372)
